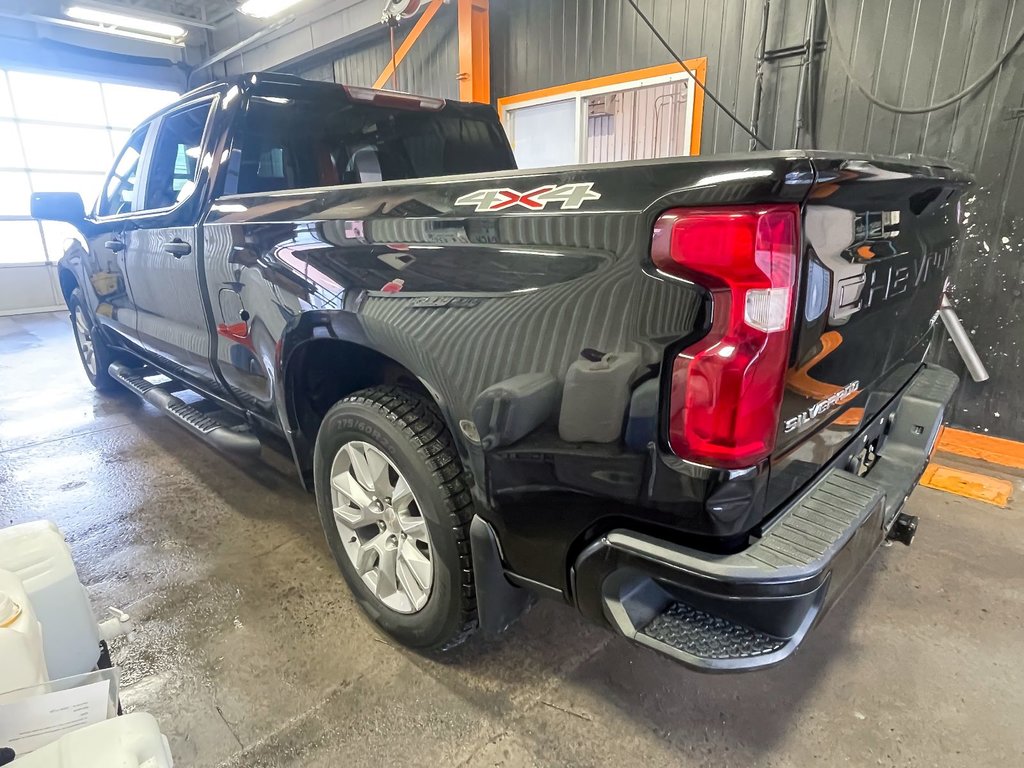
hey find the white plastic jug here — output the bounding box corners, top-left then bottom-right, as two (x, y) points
(9, 712), (174, 767)
(0, 522), (101, 680)
(0, 568), (49, 694)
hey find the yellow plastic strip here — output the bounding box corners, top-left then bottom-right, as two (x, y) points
(935, 427), (1024, 471)
(920, 463), (1013, 508)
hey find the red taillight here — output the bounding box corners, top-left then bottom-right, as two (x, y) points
(653, 205), (799, 469)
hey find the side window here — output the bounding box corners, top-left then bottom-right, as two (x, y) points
(236, 97), (323, 195)
(98, 126), (148, 217)
(144, 101), (213, 211)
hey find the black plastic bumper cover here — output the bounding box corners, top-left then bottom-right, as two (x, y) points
(572, 364), (959, 672)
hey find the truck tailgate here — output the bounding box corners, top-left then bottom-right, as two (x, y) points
(767, 156), (970, 508)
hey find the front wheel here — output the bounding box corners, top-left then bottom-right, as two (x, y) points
(313, 386), (477, 651)
(69, 289), (118, 393)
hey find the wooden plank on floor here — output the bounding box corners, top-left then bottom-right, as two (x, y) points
(920, 463), (1013, 508)
(935, 427), (1024, 471)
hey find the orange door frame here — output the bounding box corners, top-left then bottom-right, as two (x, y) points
(456, 0), (490, 103)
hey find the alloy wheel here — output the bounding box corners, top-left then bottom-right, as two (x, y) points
(329, 440), (434, 613)
(74, 305), (97, 376)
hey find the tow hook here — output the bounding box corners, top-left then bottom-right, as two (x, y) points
(888, 512), (919, 546)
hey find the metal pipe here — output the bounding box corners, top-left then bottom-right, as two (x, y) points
(749, 0), (771, 152)
(188, 15), (296, 87)
(793, 0), (820, 148)
(939, 294), (990, 383)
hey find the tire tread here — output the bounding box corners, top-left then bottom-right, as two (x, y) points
(339, 385), (477, 650)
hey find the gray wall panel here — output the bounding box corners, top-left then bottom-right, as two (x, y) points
(328, 4), (460, 99)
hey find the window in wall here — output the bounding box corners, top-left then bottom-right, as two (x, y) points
(0, 172), (32, 217)
(0, 67), (177, 266)
(2, 220), (48, 264)
(7, 71), (107, 126)
(0, 72), (13, 117)
(583, 80), (691, 163)
(499, 62), (705, 170)
(144, 101), (212, 211)
(502, 99), (576, 169)
(102, 82), (183, 130)
(0, 121), (24, 168)
(20, 125), (115, 172)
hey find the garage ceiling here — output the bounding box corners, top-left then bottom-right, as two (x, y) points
(125, 0), (239, 27)
(0, 0), (245, 31)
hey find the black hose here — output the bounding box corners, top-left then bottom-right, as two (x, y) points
(625, 0), (772, 150)
(823, 0), (1024, 114)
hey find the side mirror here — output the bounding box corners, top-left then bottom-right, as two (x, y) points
(30, 192), (86, 224)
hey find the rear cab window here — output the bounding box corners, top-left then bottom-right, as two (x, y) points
(228, 86), (516, 196)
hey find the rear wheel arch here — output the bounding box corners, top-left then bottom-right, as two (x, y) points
(283, 338), (465, 478)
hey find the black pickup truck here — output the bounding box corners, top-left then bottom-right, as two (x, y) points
(32, 73), (968, 671)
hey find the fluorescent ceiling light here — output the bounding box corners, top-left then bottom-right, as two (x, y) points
(65, 5), (186, 38)
(237, 0), (305, 19)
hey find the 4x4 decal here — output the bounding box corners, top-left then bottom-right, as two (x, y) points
(454, 182), (601, 212)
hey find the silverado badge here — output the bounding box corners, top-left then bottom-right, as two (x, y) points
(784, 380), (861, 433)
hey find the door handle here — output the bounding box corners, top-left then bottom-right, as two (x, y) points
(104, 239), (125, 253)
(163, 239), (192, 258)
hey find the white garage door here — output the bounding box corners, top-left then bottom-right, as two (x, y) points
(0, 69), (177, 315)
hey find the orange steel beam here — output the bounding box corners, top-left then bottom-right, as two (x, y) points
(456, 0), (490, 103)
(373, 0), (446, 90)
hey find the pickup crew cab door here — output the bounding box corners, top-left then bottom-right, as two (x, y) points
(82, 123), (152, 348)
(124, 96), (225, 395)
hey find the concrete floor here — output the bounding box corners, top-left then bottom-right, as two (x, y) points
(1, 310), (1022, 768)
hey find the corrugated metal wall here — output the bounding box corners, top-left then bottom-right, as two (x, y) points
(488, 0), (1022, 440)
(490, 0), (771, 154)
(813, 0), (1024, 441)
(295, 4), (460, 99)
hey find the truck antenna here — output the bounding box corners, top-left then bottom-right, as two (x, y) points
(625, 0), (773, 151)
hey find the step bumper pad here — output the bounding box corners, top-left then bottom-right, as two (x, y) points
(572, 365), (959, 671)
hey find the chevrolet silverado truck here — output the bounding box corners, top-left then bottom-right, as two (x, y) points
(31, 73), (969, 671)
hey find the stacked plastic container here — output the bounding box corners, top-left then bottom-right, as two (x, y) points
(0, 521), (173, 766)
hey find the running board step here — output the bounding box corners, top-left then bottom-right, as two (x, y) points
(640, 602), (790, 665)
(109, 362), (260, 458)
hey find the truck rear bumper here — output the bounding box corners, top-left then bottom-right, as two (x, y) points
(571, 364), (959, 672)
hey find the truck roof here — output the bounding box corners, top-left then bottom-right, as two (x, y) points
(158, 72), (493, 128)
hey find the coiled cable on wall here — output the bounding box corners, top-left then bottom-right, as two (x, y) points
(824, 0), (1024, 114)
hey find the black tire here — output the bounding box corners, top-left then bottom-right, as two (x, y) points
(313, 386), (477, 651)
(69, 288), (119, 393)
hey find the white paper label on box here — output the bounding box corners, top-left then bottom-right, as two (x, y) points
(0, 678), (111, 753)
